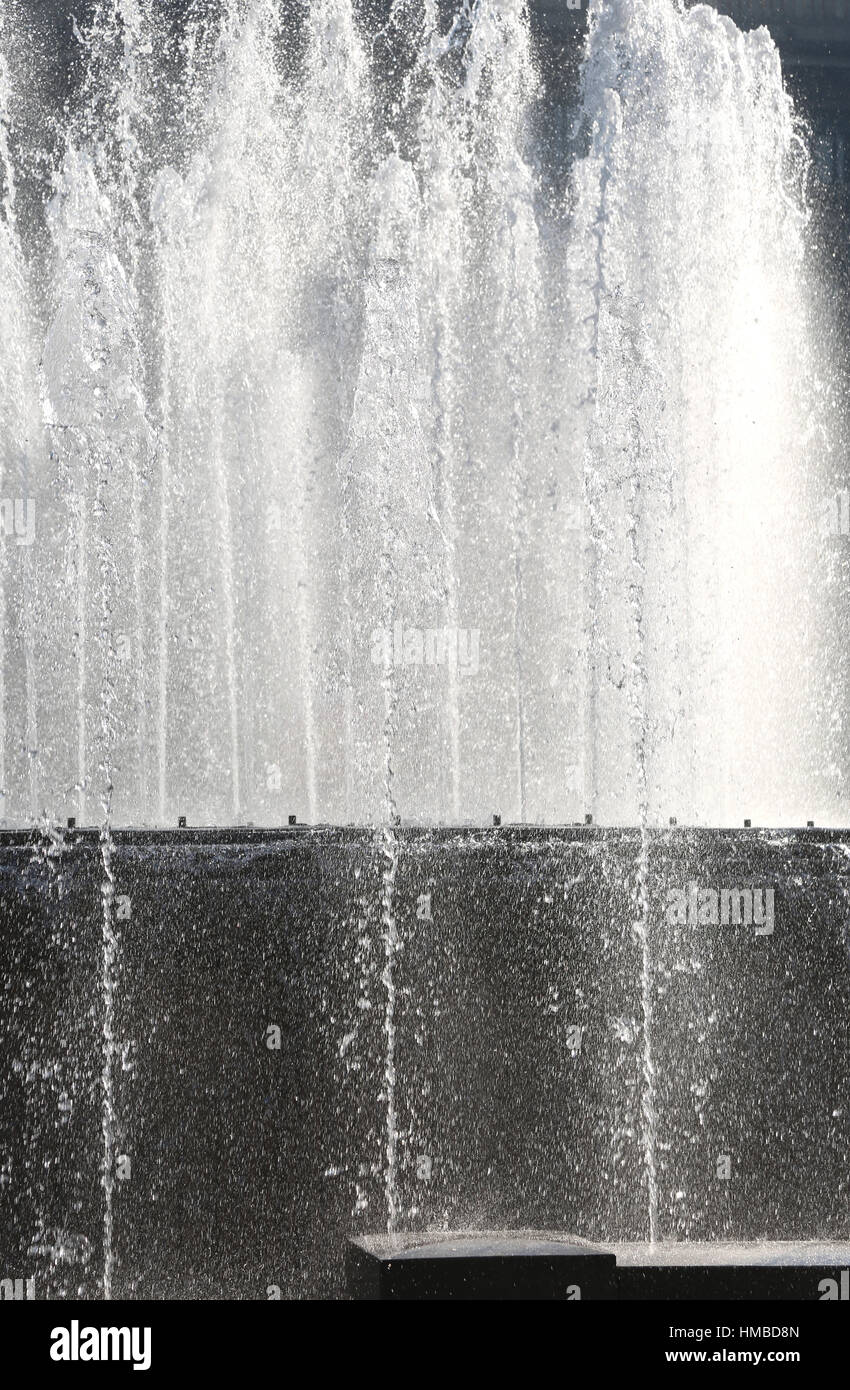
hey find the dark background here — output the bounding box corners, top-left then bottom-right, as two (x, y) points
(2, 826), (849, 1298)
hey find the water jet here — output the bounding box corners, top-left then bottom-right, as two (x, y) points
(0, 0), (848, 1304)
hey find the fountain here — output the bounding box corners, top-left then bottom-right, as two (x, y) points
(0, 0), (833, 830)
(0, 0), (849, 1301)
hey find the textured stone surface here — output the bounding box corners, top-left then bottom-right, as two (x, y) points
(1, 826), (849, 1299)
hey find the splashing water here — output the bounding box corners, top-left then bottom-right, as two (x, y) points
(0, 0), (837, 836)
(0, 0), (843, 1264)
(572, 0), (825, 1240)
(575, 0), (826, 829)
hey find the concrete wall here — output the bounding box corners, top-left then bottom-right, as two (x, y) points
(1, 827), (849, 1299)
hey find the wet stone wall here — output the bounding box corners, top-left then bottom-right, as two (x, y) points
(0, 826), (848, 1299)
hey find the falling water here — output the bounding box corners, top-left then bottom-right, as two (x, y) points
(96, 377), (119, 1299)
(0, 14), (41, 828)
(575, 0), (826, 829)
(0, 0), (830, 830)
(0, 0), (842, 1282)
(99, 770), (117, 1300)
(415, 1), (465, 821)
(572, 0), (826, 1233)
(0, 33), (11, 820)
(379, 810), (400, 1233)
